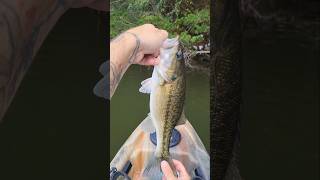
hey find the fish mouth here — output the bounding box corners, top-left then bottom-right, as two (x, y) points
(162, 36), (179, 49)
(156, 36), (180, 83)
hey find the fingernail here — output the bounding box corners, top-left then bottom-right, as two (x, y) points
(161, 160), (167, 166)
(154, 59), (159, 65)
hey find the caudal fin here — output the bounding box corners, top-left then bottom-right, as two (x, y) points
(142, 157), (177, 180)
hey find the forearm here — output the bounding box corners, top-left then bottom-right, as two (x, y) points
(110, 32), (140, 97)
(0, 0), (68, 121)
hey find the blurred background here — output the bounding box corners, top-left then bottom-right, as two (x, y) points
(0, 8), (107, 180)
(240, 0), (319, 179)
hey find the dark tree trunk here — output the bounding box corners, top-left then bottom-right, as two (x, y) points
(210, 0), (242, 179)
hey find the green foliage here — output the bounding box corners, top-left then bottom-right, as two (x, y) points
(138, 15), (175, 35)
(110, 0), (209, 47)
(127, 0), (150, 11)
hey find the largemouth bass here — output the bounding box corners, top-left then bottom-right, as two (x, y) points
(140, 37), (186, 179)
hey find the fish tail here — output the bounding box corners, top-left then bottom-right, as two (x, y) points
(142, 157), (162, 180)
(142, 156), (177, 180)
(166, 157), (178, 176)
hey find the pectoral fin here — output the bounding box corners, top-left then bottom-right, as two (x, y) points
(139, 78), (152, 94)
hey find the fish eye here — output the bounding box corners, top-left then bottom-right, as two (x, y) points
(176, 51), (183, 60)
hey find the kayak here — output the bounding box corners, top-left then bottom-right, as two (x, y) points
(110, 115), (210, 180)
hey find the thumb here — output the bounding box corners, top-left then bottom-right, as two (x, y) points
(139, 55), (160, 66)
(172, 159), (191, 179)
(161, 161), (176, 180)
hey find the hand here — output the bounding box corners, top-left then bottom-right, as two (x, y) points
(161, 160), (191, 180)
(109, 24), (167, 97)
(127, 24), (168, 66)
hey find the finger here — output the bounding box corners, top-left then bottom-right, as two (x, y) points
(132, 52), (144, 64)
(154, 56), (160, 65)
(153, 50), (160, 57)
(172, 159), (188, 176)
(158, 29), (168, 41)
(145, 23), (155, 28)
(140, 55), (159, 66)
(161, 161), (175, 179)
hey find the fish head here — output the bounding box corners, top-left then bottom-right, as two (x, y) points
(157, 36), (184, 83)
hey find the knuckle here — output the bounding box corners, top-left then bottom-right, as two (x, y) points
(160, 30), (168, 38)
(144, 23), (155, 28)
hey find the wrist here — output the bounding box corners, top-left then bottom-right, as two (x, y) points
(111, 32), (140, 66)
(124, 31), (141, 64)
(110, 57), (129, 75)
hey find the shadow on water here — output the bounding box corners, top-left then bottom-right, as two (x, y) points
(110, 65), (210, 158)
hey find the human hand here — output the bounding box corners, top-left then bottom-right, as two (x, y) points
(161, 160), (191, 180)
(126, 24), (168, 66)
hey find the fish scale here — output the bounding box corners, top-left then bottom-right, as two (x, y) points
(159, 74), (185, 159)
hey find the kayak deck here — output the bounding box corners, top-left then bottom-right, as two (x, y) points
(110, 115), (210, 179)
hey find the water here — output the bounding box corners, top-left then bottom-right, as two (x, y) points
(110, 65), (210, 158)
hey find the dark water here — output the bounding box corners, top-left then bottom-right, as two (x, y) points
(0, 9), (107, 179)
(110, 66), (210, 158)
(241, 28), (319, 179)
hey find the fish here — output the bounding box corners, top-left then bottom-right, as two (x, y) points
(139, 37), (186, 179)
